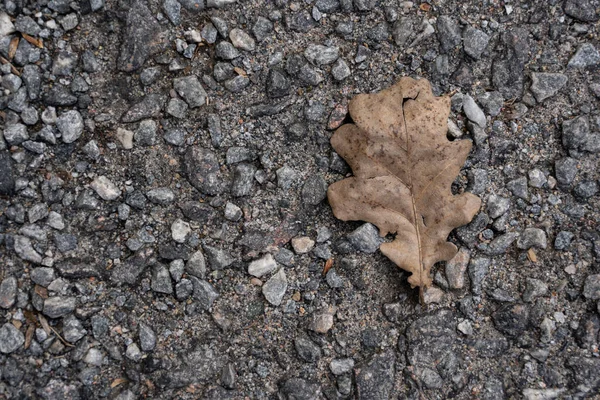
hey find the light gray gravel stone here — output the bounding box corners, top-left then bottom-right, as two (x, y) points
(304, 44), (339, 65)
(139, 322), (157, 351)
(530, 73), (568, 102)
(56, 110), (83, 143)
(517, 228), (547, 250)
(14, 235), (42, 264)
(568, 43), (600, 68)
(0, 276), (17, 309)
(248, 253), (278, 278)
(173, 75), (207, 108)
(487, 195), (510, 218)
(0, 323), (24, 354)
(330, 358), (355, 375)
(462, 94), (486, 128)
(186, 250), (206, 279)
(347, 223), (383, 253)
(229, 28), (255, 51)
(583, 274), (600, 300)
(43, 296), (76, 318)
(171, 219), (191, 243)
(262, 268), (287, 306)
(90, 176), (120, 200)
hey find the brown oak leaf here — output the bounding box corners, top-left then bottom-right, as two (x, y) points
(327, 77), (481, 289)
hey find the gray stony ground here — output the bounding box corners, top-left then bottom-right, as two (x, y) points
(0, 0), (599, 398)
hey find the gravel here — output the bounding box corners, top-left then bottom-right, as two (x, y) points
(0, 1), (597, 398)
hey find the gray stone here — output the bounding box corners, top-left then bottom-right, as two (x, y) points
(262, 268), (287, 306)
(517, 228), (547, 250)
(248, 253), (278, 278)
(295, 336), (321, 363)
(0, 276), (17, 309)
(301, 175), (327, 205)
(330, 358), (354, 375)
(331, 58), (351, 81)
(191, 277), (219, 310)
(56, 110), (83, 144)
(139, 322), (156, 351)
(229, 28), (255, 51)
(463, 94), (486, 128)
(280, 378), (322, 399)
(555, 157), (578, 187)
(445, 248), (470, 289)
(485, 232), (519, 255)
(118, 0), (168, 72)
(215, 41), (240, 60)
(224, 202), (242, 221)
(201, 23), (217, 43)
(183, 146), (223, 195)
(563, 116), (599, 154)
(478, 91), (503, 117)
(186, 250), (206, 279)
(253, 16), (273, 42)
(493, 303), (530, 337)
(176, 279), (193, 300)
(568, 43), (600, 68)
(463, 26), (489, 59)
(0, 151), (15, 195)
(266, 68), (290, 98)
(347, 223), (383, 253)
(146, 188), (175, 205)
(126, 343), (142, 361)
(574, 180), (598, 198)
(356, 351), (395, 399)
(304, 44), (339, 66)
(554, 231), (574, 250)
(507, 177), (529, 200)
(14, 235), (42, 263)
(564, 0), (598, 22)
(167, 98), (188, 119)
(62, 316), (86, 343)
(469, 257), (490, 295)
(221, 363), (236, 389)
(43, 296), (76, 318)
(152, 264), (173, 294)
(522, 278), (548, 302)
(276, 166), (299, 190)
(4, 123), (29, 145)
(54, 233), (78, 252)
(231, 163), (256, 196)
(530, 73), (568, 102)
(171, 219), (190, 243)
(134, 119), (157, 146)
(203, 245), (235, 269)
(436, 16), (461, 52)
(207, 114), (223, 147)
(224, 75), (250, 93)
(163, 0), (181, 25)
(583, 274), (600, 300)
(487, 195), (510, 218)
(31, 267), (55, 287)
(28, 203), (48, 224)
(163, 128), (185, 146)
(15, 15), (40, 36)
(0, 12), (15, 38)
(122, 93), (165, 123)
(173, 76), (207, 108)
(325, 268), (343, 288)
(0, 323), (24, 354)
(528, 169), (547, 188)
(90, 176), (120, 200)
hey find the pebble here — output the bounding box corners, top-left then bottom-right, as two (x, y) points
(304, 44), (339, 65)
(294, 336), (321, 362)
(437, 16), (461, 52)
(139, 322), (157, 351)
(216, 41), (240, 60)
(224, 202), (242, 221)
(173, 75), (207, 108)
(229, 28), (255, 51)
(422, 286), (444, 304)
(231, 163), (256, 196)
(14, 235), (42, 264)
(507, 176), (529, 200)
(301, 175), (327, 205)
(554, 157), (578, 186)
(146, 188), (175, 205)
(90, 176), (120, 200)
(457, 320), (473, 335)
(151, 264), (173, 294)
(0, 323), (24, 354)
(262, 268), (287, 306)
(583, 274), (600, 300)
(487, 195), (510, 218)
(485, 232), (519, 255)
(554, 231), (574, 250)
(83, 348), (104, 366)
(203, 245), (234, 269)
(252, 16), (273, 42)
(191, 277), (219, 310)
(291, 236), (315, 254)
(463, 26), (489, 59)
(330, 358), (354, 375)
(56, 110), (84, 144)
(31, 267), (55, 287)
(248, 253), (278, 278)
(331, 59), (351, 81)
(0, 276), (17, 309)
(126, 343), (142, 361)
(462, 94), (486, 128)
(522, 278), (548, 302)
(171, 219), (191, 243)
(516, 228), (547, 250)
(468, 257), (490, 295)
(43, 296), (76, 318)
(325, 268), (344, 288)
(309, 312), (334, 333)
(445, 248), (470, 289)
(4, 123), (29, 145)
(568, 43), (600, 68)
(186, 251), (206, 279)
(530, 73), (568, 102)
(528, 169), (547, 188)
(62, 316), (86, 343)
(347, 223), (382, 253)
(135, 119), (157, 146)
(116, 128), (134, 149)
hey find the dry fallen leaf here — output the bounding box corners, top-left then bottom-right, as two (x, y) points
(8, 36), (19, 60)
(328, 77), (481, 290)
